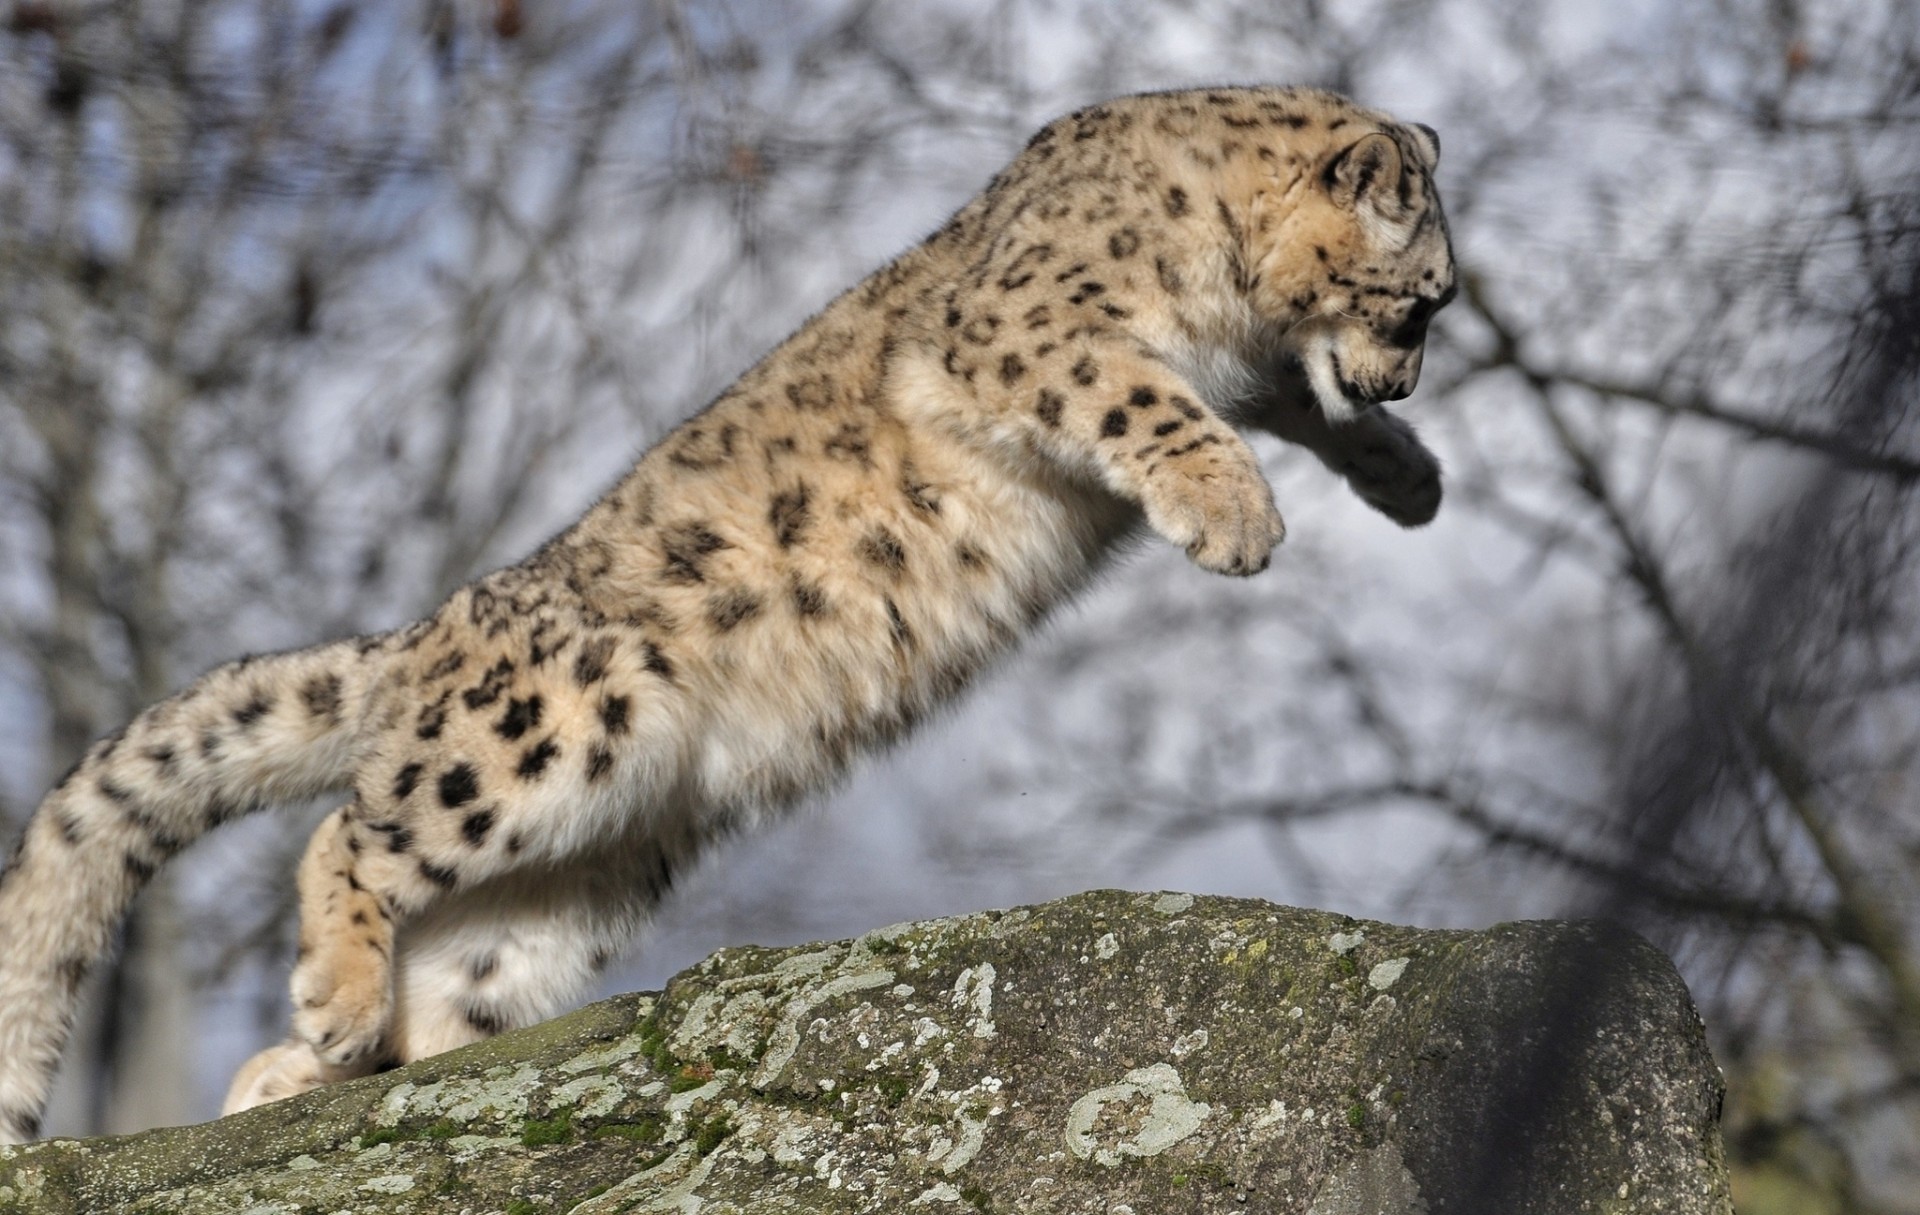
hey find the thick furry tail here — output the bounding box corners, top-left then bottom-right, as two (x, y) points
(0, 636), (387, 1143)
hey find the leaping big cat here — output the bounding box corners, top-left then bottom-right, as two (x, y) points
(0, 85), (1455, 1142)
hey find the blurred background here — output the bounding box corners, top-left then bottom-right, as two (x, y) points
(0, 0), (1914, 1208)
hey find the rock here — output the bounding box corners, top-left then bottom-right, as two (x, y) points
(0, 890), (1731, 1213)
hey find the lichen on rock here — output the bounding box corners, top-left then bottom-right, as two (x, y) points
(0, 890), (1733, 1213)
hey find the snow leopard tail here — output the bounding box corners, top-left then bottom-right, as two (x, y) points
(0, 636), (390, 1143)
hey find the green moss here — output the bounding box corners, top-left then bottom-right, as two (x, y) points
(1346, 1102), (1368, 1129)
(589, 1115), (665, 1144)
(506, 1201), (542, 1215)
(668, 1062), (716, 1093)
(958, 1182), (994, 1211)
(706, 1044), (753, 1072)
(356, 1114), (469, 1149)
(521, 1108), (575, 1147)
(637, 1011), (673, 1073)
(693, 1113), (734, 1157)
(434, 1167), (473, 1198)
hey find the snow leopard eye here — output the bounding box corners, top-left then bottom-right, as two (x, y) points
(1385, 281), (1457, 350)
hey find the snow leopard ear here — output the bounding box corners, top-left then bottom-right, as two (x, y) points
(1406, 122), (1441, 169)
(1323, 132), (1404, 212)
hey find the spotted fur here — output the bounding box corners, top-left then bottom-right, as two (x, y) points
(0, 86), (1454, 1141)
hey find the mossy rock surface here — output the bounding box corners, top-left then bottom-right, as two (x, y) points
(0, 890), (1731, 1213)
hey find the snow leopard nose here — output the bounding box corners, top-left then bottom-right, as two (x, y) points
(1379, 347), (1423, 401)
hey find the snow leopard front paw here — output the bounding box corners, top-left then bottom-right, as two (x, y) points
(1332, 409), (1443, 527)
(1144, 440), (1287, 576)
